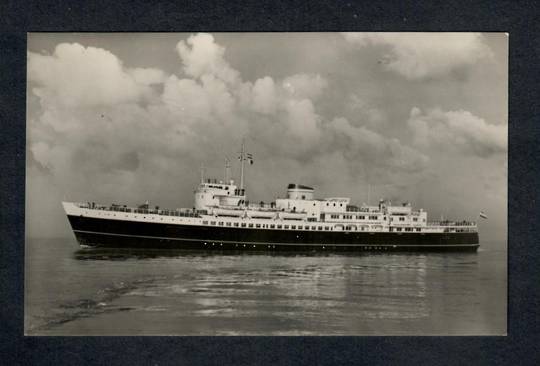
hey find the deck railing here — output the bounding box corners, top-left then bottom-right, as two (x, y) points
(75, 202), (203, 217)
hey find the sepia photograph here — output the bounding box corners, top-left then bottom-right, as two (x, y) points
(25, 32), (507, 335)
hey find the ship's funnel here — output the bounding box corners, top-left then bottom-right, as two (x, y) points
(287, 184), (314, 200)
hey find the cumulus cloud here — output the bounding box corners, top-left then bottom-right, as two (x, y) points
(347, 94), (386, 128)
(128, 67), (167, 85)
(284, 99), (322, 148)
(27, 36), (428, 200)
(328, 117), (429, 174)
(342, 32), (493, 79)
(28, 43), (160, 108)
(251, 76), (277, 115)
(176, 33), (240, 84)
(282, 73), (328, 100)
(407, 107), (507, 157)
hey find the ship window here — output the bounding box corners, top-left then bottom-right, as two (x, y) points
(256, 224), (261, 228)
(312, 226), (317, 230)
(210, 221), (216, 225)
(234, 222), (239, 227)
(333, 203), (336, 206)
(277, 225), (282, 229)
(302, 195), (305, 199)
(370, 215), (378, 220)
(241, 223), (246, 227)
(399, 217), (405, 221)
(270, 224), (275, 229)
(413, 218), (418, 222)
(219, 222), (224, 226)
(226, 222), (231, 226)
(416, 228), (421, 232)
(318, 226), (323, 230)
(284, 225), (289, 229)
(291, 225), (296, 229)
(423, 218), (426, 222)
(248, 223), (253, 228)
(298, 225), (302, 229)
(324, 227), (329, 231)
(313, 203), (316, 206)
(396, 228), (402, 231)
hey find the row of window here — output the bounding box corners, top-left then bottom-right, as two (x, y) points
(329, 214), (381, 220)
(392, 216), (424, 222)
(204, 184), (229, 190)
(393, 227), (422, 232)
(203, 221), (333, 231)
(444, 228), (474, 233)
(324, 202), (344, 207)
(202, 220), (430, 233)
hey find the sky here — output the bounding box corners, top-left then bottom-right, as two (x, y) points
(26, 33), (508, 244)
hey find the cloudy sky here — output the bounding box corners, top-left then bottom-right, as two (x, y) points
(26, 33), (507, 244)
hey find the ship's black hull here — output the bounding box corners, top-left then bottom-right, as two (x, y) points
(67, 215), (479, 253)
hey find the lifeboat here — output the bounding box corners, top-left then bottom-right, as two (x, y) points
(245, 210), (275, 219)
(212, 207), (243, 217)
(279, 211), (306, 220)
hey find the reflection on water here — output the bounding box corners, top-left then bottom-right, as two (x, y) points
(25, 238), (506, 335)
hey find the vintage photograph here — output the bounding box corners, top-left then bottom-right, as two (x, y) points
(25, 32), (507, 335)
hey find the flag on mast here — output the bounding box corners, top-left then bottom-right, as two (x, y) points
(479, 211), (488, 219)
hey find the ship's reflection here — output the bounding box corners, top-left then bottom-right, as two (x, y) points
(72, 246), (478, 325)
(73, 248), (370, 261)
(73, 247), (436, 261)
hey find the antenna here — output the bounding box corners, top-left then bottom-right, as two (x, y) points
(200, 163), (205, 184)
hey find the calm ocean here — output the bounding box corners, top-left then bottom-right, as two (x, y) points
(25, 237), (506, 335)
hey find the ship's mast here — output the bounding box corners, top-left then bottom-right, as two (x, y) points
(239, 139), (245, 190)
(224, 156), (231, 182)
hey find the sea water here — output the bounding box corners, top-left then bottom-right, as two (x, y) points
(25, 237), (506, 335)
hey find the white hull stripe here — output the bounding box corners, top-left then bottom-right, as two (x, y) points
(73, 230), (479, 247)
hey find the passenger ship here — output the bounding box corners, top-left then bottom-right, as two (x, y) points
(63, 143), (479, 252)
